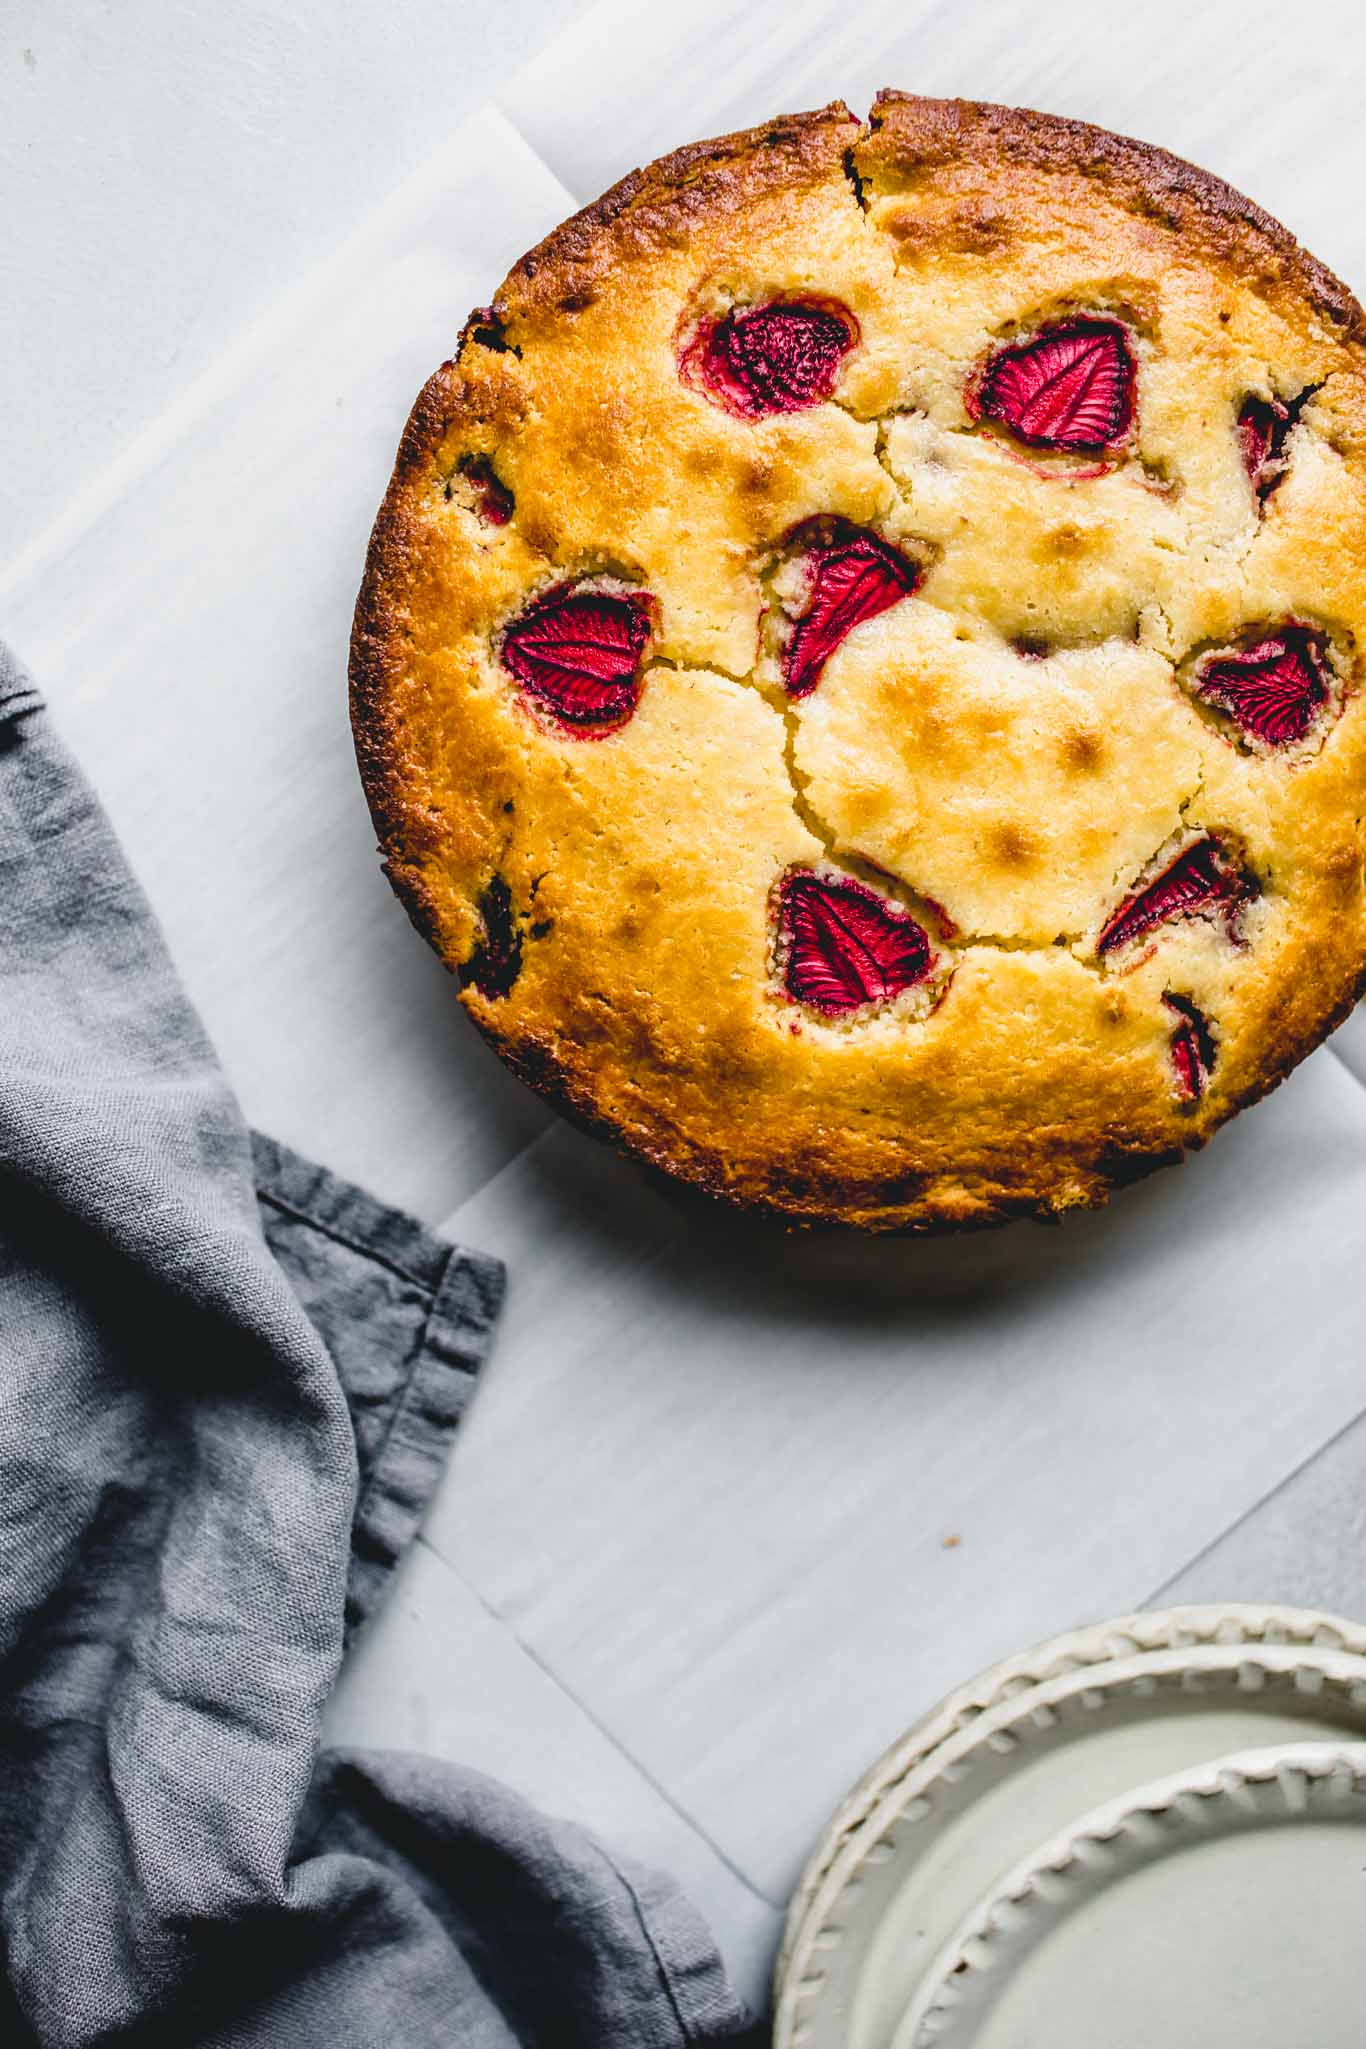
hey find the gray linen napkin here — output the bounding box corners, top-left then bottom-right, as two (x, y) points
(0, 641), (756, 2048)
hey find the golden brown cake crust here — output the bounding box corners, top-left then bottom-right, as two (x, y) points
(863, 93), (1363, 337)
(352, 95), (1366, 1230)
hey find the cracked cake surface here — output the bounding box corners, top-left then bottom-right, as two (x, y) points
(351, 93), (1366, 1230)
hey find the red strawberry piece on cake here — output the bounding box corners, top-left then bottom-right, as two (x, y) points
(1098, 835), (1253, 958)
(460, 455), (514, 527)
(501, 584), (653, 734)
(778, 868), (936, 1014)
(968, 317), (1137, 453)
(681, 300), (857, 418)
(781, 523), (922, 698)
(1237, 387), (1315, 505)
(1162, 992), (1216, 1101)
(1191, 625), (1329, 750)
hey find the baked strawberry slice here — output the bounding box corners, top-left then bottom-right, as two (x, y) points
(1162, 992), (1216, 1101)
(1192, 625), (1329, 750)
(968, 317), (1137, 453)
(501, 583), (653, 733)
(1237, 387), (1314, 505)
(777, 867), (935, 1015)
(460, 455), (514, 526)
(782, 524), (922, 698)
(1098, 835), (1253, 957)
(1237, 396), (1290, 503)
(681, 300), (857, 419)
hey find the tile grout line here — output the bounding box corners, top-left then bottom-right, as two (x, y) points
(432, 1121), (560, 1243)
(1325, 1034), (1366, 1095)
(1145, 1393), (1366, 1604)
(412, 1531), (784, 1913)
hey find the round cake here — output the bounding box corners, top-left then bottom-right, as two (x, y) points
(351, 93), (1366, 1230)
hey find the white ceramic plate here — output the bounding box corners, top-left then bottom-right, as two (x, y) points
(893, 1742), (1366, 2049)
(776, 1607), (1366, 2049)
(779, 1603), (1366, 1975)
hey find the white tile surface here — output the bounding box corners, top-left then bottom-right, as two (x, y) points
(10, 1), (1366, 2013)
(0, 0), (588, 565)
(430, 1048), (1366, 1904)
(1, 109), (572, 1220)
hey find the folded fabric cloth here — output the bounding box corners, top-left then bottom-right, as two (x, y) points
(0, 642), (757, 2047)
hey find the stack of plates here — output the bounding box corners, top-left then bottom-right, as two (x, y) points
(774, 1605), (1366, 2048)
